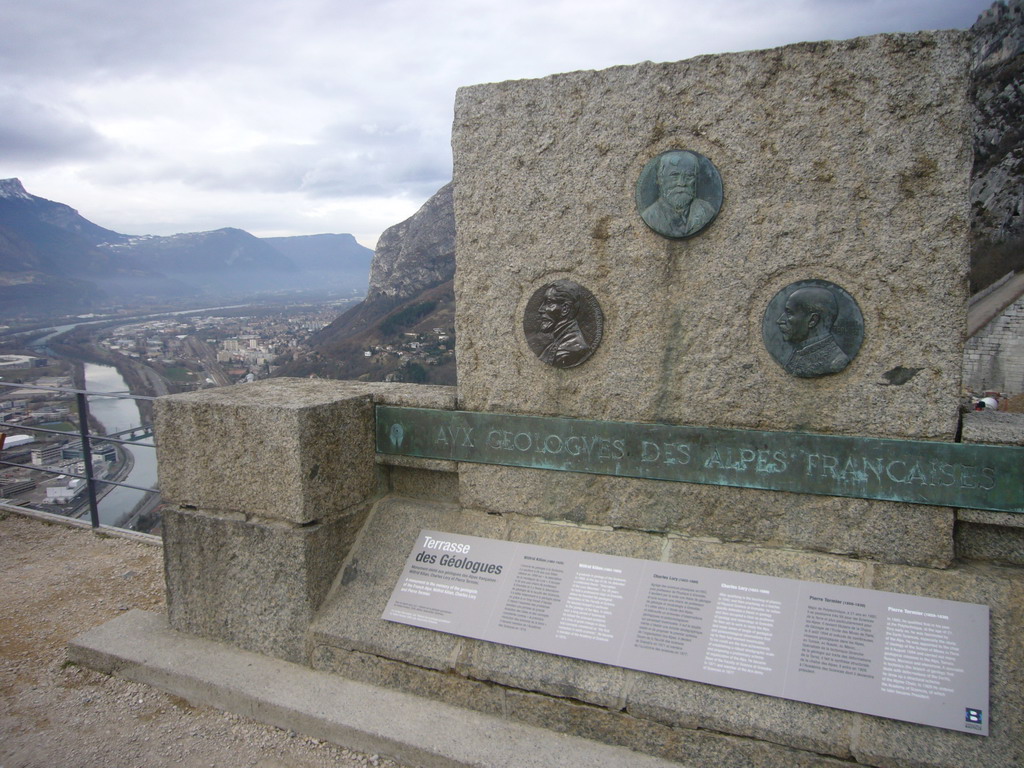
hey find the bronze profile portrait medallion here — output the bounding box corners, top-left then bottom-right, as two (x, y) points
(523, 280), (604, 369)
(635, 150), (723, 239)
(762, 279), (864, 378)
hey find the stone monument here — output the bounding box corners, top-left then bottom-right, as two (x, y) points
(72, 29), (1024, 768)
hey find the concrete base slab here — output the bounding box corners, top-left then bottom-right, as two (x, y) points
(69, 610), (690, 768)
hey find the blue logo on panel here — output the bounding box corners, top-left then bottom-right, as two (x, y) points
(965, 708), (983, 724)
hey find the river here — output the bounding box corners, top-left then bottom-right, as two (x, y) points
(82, 362), (158, 527)
(25, 307), (248, 527)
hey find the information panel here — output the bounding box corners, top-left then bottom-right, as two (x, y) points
(383, 530), (990, 735)
(376, 406), (1024, 514)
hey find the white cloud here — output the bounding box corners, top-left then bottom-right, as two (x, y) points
(0, 90), (111, 164)
(0, 0), (995, 248)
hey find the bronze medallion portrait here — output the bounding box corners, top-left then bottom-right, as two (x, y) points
(523, 280), (604, 369)
(762, 280), (864, 378)
(635, 150), (723, 239)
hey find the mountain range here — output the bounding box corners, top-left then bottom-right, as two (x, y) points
(0, 178), (373, 317)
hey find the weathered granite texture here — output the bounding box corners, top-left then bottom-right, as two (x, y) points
(155, 380), (459, 661)
(451, 33), (972, 562)
(155, 379), (377, 524)
(503, 688), (854, 768)
(453, 32), (971, 440)
(957, 410), (1024, 564)
(163, 503), (368, 663)
(386, 464), (459, 502)
(155, 379), (457, 524)
(458, 465), (954, 567)
(961, 409), (1024, 444)
(955, 519), (1024, 566)
(308, 496), (506, 672)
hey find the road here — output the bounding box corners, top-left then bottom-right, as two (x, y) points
(968, 271), (1024, 337)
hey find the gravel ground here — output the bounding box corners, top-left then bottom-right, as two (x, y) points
(0, 512), (410, 768)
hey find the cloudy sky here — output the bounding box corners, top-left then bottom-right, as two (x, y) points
(1, 0), (995, 249)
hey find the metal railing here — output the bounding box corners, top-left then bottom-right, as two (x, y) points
(0, 380), (158, 530)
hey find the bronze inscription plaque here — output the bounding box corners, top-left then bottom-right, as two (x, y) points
(377, 406), (1024, 514)
(763, 280), (864, 378)
(636, 150), (723, 239)
(523, 280), (603, 368)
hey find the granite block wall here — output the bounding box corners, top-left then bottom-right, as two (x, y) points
(964, 293), (1024, 394)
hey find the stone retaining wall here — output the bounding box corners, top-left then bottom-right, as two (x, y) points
(964, 293), (1024, 394)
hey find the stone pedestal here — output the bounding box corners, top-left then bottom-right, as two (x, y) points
(154, 379), (382, 661)
(154, 379), (458, 661)
(156, 378), (380, 523)
(451, 31), (973, 566)
(162, 504), (366, 662)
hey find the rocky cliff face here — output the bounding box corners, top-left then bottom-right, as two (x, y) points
(280, 182), (456, 384)
(367, 182), (454, 300)
(971, 0), (1024, 246)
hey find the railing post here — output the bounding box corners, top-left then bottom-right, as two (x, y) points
(76, 392), (101, 528)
